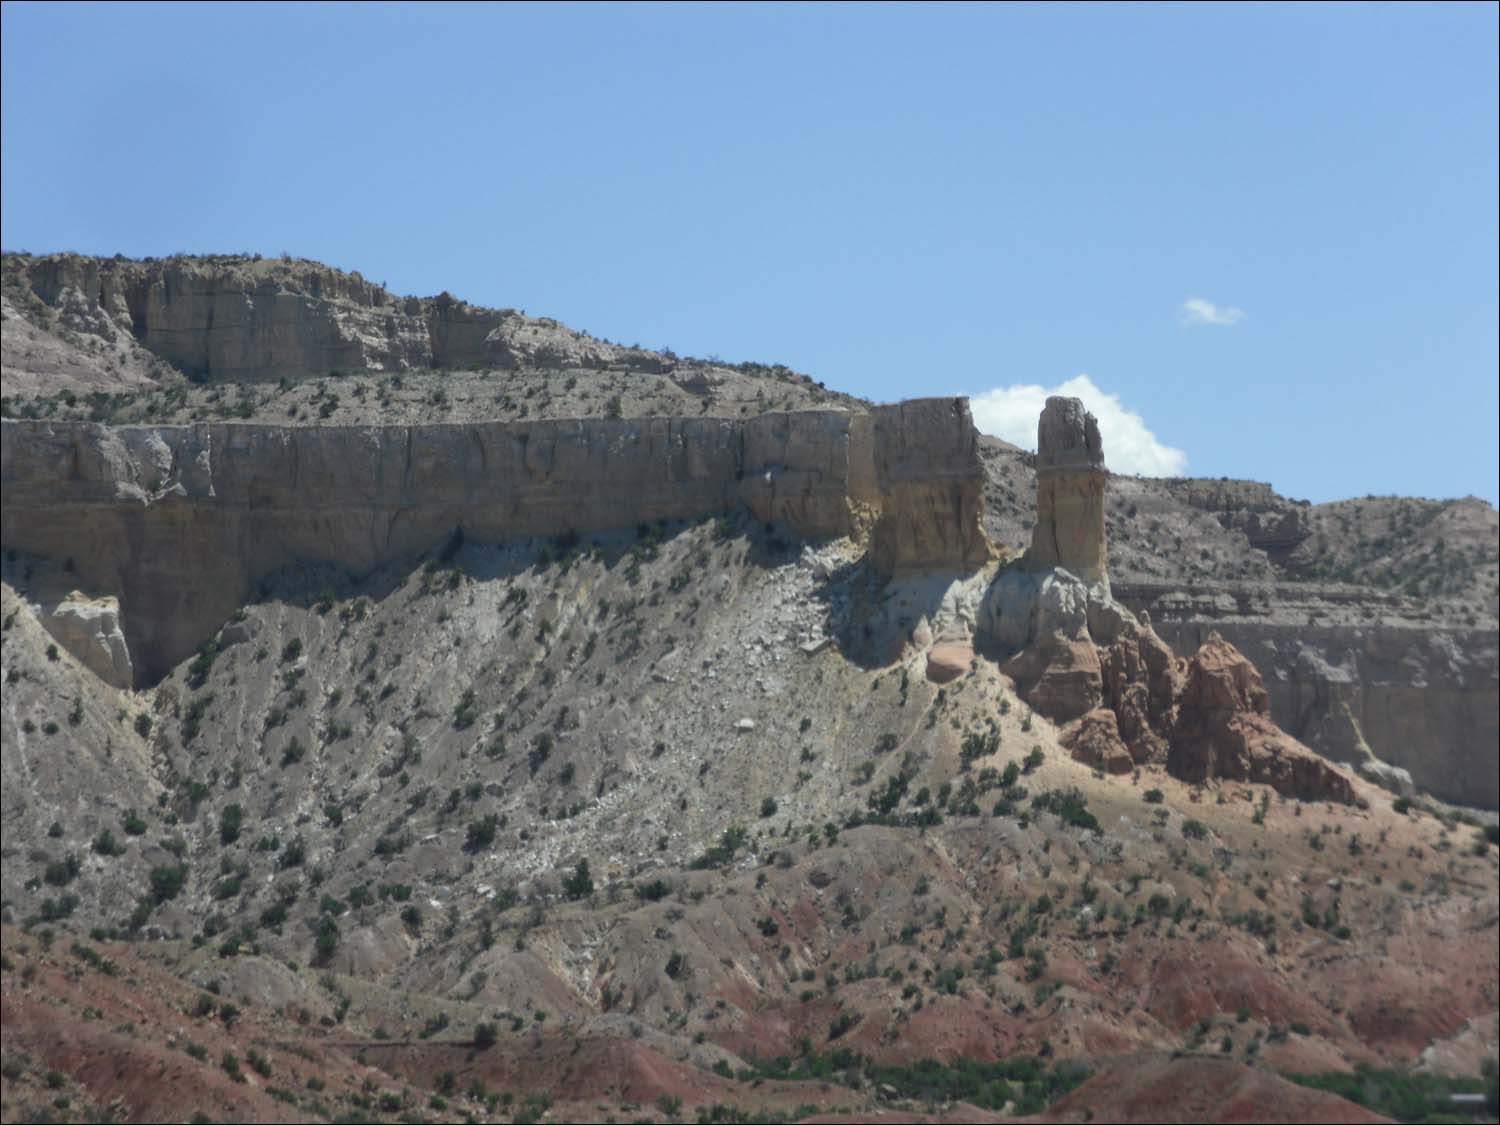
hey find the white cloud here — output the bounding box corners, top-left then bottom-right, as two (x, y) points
(970, 373), (1188, 477)
(1181, 296), (1245, 326)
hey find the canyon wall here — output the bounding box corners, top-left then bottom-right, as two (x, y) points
(1118, 584), (1499, 809)
(0, 399), (989, 683)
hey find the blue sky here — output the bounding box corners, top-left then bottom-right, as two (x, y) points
(3, 2), (1496, 503)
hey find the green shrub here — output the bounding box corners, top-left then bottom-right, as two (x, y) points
(465, 815), (498, 852)
(635, 879), (671, 902)
(1031, 788), (1100, 833)
(280, 737), (306, 767)
(563, 859), (594, 900)
(219, 804), (244, 845)
(149, 864), (188, 902)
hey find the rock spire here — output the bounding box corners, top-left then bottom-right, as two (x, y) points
(1027, 396), (1108, 585)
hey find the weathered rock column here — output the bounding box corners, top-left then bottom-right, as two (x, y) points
(1027, 396), (1108, 585)
(865, 398), (994, 574)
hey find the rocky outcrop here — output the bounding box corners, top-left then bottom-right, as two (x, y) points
(0, 399), (990, 683)
(1157, 478), (1313, 559)
(981, 400), (1356, 803)
(3, 252), (674, 384)
(36, 591), (133, 689)
(989, 577), (1358, 802)
(865, 398), (994, 575)
(1135, 608), (1499, 810)
(1168, 633), (1356, 803)
(1064, 708), (1134, 774)
(1099, 625), (1182, 763)
(1026, 396), (1107, 585)
(990, 571), (1109, 721)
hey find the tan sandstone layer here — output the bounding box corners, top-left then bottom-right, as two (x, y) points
(1026, 396), (1108, 585)
(0, 399), (990, 683)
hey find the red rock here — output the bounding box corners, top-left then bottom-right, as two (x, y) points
(1004, 632), (1102, 722)
(1100, 628), (1182, 764)
(1168, 632), (1356, 803)
(1064, 708), (1135, 774)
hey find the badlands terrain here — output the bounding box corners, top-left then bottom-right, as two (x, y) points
(1, 253), (1496, 1125)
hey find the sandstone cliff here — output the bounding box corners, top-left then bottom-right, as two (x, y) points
(0, 399), (990, 682)
(1025, 396), (1108, 585)
(2, 252), (684, 389)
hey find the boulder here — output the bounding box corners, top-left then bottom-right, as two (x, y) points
(926, 641), (973, 683)
(1064, 708), (1135, 774)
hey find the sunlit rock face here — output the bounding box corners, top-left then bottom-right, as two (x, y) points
(1027, 395), (1108, 586)
(0, 398), (992, 684)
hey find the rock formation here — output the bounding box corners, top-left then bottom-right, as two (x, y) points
(36, 590), (133, 689)
(3, 252), (676, 385)
(1167, 632), (1356, 802)
(1128, 598), (1499, 809)
(980, 398), (1357, 802)
(0, 399), (991, 683)
(864, 398), (994, 575)
(1027, 396), (1108, 585)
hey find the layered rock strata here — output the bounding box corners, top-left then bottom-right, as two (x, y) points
(1026, 396), (1108, 585)
(979, 398), (1356, 802)
(1, 399), (991, 683)
(1121, 582), (1499, 809)
(865, 398), (994, 575)
(5, 253), (674, 383)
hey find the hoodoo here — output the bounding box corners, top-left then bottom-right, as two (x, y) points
(1027, 395), (1108, 586)
(982, 395), (1357, 802)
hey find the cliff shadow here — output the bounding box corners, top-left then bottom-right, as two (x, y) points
(807, 556), (994, 672)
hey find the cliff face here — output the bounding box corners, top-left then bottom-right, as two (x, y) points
(865, 398), (994, 574)
(0, 399), (989, 683)
(1123, 589), (1500, 809)
(4, 253), (674, 384)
